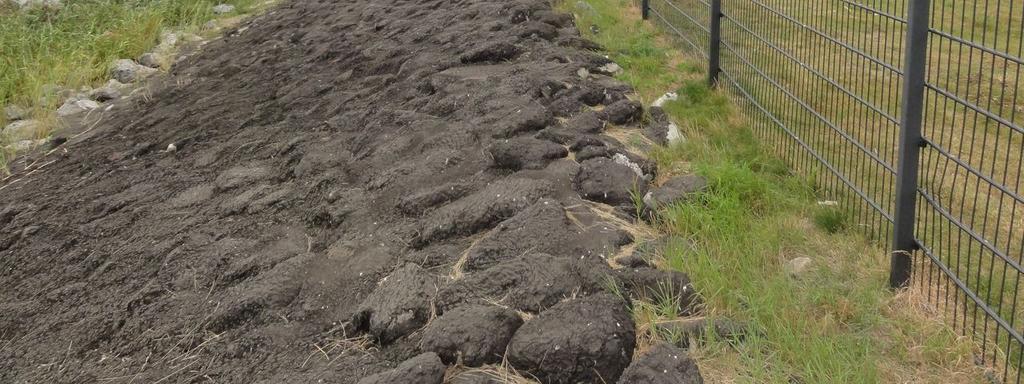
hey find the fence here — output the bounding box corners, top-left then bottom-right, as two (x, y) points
(641, 0), (1024, 381)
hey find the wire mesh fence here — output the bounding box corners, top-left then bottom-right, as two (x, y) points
(644, 0), (1023, 381)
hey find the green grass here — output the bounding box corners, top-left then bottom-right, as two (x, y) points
(560, 0), (991, 382)
(0, 0), (270, 171)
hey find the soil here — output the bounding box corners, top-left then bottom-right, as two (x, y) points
(0, 0), (704, 382)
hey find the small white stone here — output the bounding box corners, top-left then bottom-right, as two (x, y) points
(166, 143), (177, 152)
(212, 3), (236, 14)
(785, 257), (813, 277)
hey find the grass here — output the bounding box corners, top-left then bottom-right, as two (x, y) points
(559, 0), (995, 382)
(0, 0), (272, 171)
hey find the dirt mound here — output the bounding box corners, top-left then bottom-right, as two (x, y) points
(0, 0), (704, 382)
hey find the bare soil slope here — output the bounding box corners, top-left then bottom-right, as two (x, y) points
(0, 0), (698, 382)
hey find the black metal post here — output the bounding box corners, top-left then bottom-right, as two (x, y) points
(641, 0), (649, 20)
(708, 0), (722, 87)
(890, 0), (931, 288)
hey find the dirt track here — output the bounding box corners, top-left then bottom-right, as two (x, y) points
(0, 0), (703, 382)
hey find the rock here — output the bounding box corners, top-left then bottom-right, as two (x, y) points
(437, 253), (612, 314)
(601, 99), (643, 125)
(357, 352), (446, 384)
(203, 20), (219, 31)
(612, 153), (646, 179)
(617, 343), (703, 384)
(564, 110), (605, 133)
(613, 266), (699, 314)
(644, 106), (672, 145)
(575, 145), (611, 162)
(138, 53), (161, 68)
(643, 175), (707, 210)
(652, 91), (679, 107)
(212, 3), (235, 14)
(573, 157), (649, 206)
(576, 67), (590, 79)
(3, 120), (40, 139)
(595, 62), (623, 75)
(507, 294), (635, 383)
(785, 257), (812, 277)
(421, 304), (523, 366)
(350, 263), (440, 343)
(90, 86), (122, 102)
(56, 99), (99, 117)
(4, 105), (28, 121)
(488, 137), (567, 170)
(110, 59), (155, 83)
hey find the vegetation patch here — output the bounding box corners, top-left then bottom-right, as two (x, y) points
(559, 0), (990, 382)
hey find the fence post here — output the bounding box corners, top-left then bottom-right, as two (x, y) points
(708, 0), (722, 87)
(890, 0), (931, 289)
(641, 0), (649, 20)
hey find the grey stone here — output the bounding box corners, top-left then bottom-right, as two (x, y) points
(4, 105), (28, 121)
(3, 120), (40, 139)
(595, 62), (623, 76)
(212, 4), (236, 14)
(111, 59), (155, 83)
(90, 86), (122, 102)
(56, 99), (99, 117)
(138, 53), (161, 68)
(785, 257), (812, 277)
(643, 175), (707, 210)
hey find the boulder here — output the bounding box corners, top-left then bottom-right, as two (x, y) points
(421, 304), (523, 366)
(56, 99), (99, 117)
(110, 59), (156, 83)
(508, 294), (635, 383)
(617, 343), (703, 384)
(573, 157), (649, 206)
(138, 53), (162, 68)
(601, 99), (643, 125)
(643, 175), (707, 210)
(3, 120), (40, 139)
(4, 105), (28, 121)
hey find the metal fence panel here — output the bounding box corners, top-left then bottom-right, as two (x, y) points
(645, 0), (1023, 381)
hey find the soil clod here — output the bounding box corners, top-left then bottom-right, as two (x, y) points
(508, 293), (636, 383)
